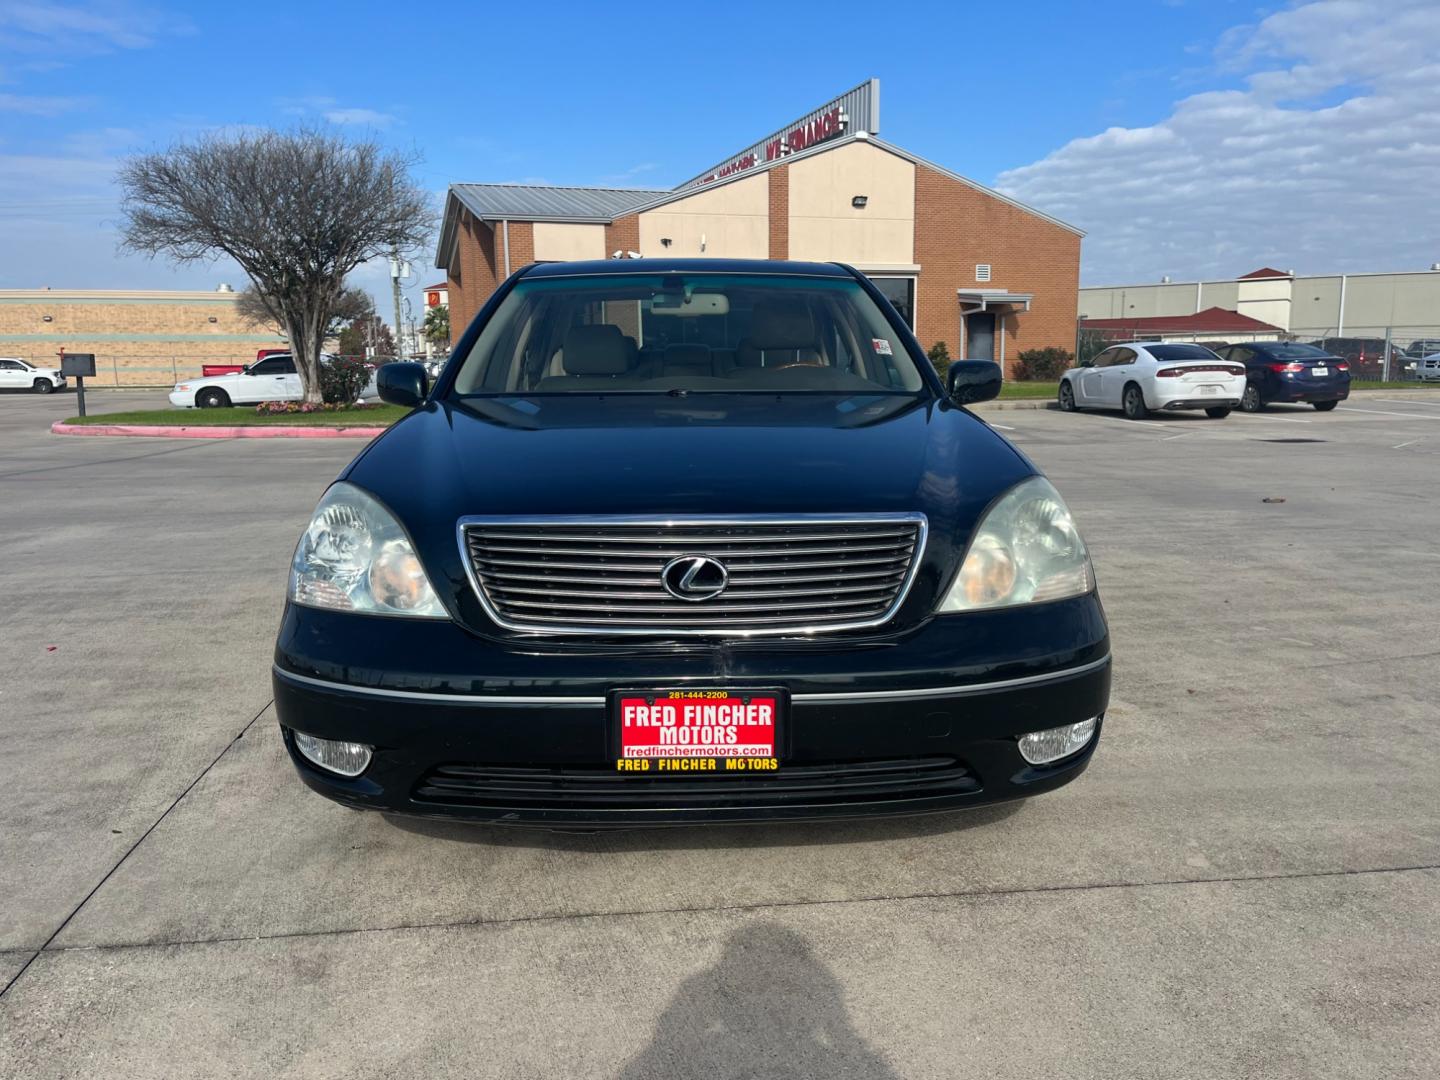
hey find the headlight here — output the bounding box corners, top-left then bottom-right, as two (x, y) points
(289, 482), (447, 617)
(939, 476), (1093, 612)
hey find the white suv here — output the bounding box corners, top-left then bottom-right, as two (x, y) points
(1418, 354), (1440, 382)
(0, 357), (67, 394)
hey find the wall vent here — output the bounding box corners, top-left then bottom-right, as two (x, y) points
(975, 264), (992, 283)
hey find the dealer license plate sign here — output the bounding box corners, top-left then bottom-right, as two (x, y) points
(613, 690), (783, 774)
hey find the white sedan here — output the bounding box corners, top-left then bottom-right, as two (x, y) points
(0, 357), (67, 394)
(169, 353), (378, 408)
(1059, 341), (1247, 420)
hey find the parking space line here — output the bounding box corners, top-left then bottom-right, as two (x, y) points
(1372, 398), (1440, 407)
(988, 422), (1016, 430)
(1341, 406), (1440, 420)
(1393, 439), (1422, 449)
(1231, 414), (1312, 423)
(1094, 416), (1168, 429)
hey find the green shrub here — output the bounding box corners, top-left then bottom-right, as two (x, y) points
(1013, 347), (1073, 381)
(319, 355), (373, 404)
(927, 341), (951, 378)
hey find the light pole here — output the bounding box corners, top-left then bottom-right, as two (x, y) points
(390, 248), (410, 359)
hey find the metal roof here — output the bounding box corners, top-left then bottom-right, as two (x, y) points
(451, 184), (668, 224)
(521, 258), (852, 279)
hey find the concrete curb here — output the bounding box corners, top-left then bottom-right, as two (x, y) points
(51, 421), (387, 440)
(972, 399), (1058, 411)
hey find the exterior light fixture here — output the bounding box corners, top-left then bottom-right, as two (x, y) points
(42, 314), (53, 322)
(208, 316), (218, 323)
(660, 237), (672, 247)
(852, 195), (868, 209)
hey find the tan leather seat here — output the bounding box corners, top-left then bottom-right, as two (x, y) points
(535, 325), (636, 390)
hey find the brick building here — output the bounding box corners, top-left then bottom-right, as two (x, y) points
(0, 286), (285, 386)
(435, 80), (1082, 374)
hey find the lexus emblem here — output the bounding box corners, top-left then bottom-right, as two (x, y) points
(661, 554), (729, 601)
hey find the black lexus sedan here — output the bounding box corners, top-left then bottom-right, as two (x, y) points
(273, 259), (1110, 826)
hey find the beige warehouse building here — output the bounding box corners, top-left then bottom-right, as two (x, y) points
(1080, 266), (1440, 348)
(0, 287), (285, 386)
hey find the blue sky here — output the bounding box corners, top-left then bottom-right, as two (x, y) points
(2, 0), (1438, 300)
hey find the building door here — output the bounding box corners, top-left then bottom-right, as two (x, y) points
(966, 313), (995, 360)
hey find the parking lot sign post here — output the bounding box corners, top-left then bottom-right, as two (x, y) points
(60, 351), (97, 417)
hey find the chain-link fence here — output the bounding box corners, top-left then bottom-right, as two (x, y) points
(1076, 322), (1440, 382)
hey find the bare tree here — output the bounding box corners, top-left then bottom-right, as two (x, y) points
(235, 284), (376, 338)
(118, 128), (434, 403)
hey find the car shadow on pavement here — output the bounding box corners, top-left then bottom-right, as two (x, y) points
(383, 800), (1021, 851)
(612, 922), (902, 1080)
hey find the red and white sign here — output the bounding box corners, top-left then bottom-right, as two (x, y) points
(618, 695), (778, 759)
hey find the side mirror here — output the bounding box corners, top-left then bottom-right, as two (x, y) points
(1078, 357), (1093, 368)
(946, 360), (1003, 405)
(377, 362), (429, 407)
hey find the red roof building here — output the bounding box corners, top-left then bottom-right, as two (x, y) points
(1237, 267), (1292, 280)
(1080, 306), (1283, 337)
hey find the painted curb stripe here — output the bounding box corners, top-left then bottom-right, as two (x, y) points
(50, 422), (386, 439)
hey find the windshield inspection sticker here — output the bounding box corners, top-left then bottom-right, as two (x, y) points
(872, 338), (893, 355)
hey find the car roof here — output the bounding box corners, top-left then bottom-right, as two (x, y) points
(520, 258), (854, 279)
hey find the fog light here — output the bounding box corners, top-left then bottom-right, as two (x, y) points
(293, 731), (372, 777)
(1018, 717), (1098, 765)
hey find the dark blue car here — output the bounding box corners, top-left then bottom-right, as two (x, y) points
(271, 259), (1110, 827)
(1217, 341), (1350, 412)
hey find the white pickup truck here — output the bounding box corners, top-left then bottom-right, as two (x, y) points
(0, 357), (67, 394)
(169, 353), (377, 408)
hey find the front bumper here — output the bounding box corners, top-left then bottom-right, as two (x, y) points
(167, 390), (196, 408)
(273, 598), (1110, 826)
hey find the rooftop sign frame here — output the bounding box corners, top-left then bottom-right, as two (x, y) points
(677, 78), (880, 190)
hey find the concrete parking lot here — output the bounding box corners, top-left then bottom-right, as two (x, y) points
(1, 388), (1437, 1078)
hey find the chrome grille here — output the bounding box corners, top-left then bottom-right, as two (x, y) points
(458, 515), (927, 636)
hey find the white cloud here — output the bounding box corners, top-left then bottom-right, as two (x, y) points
(0, 92), (89, 115)
(278, 96), (398, 128)
(598, 162), (661, 185)
(0, 1), (190, 55)
(997, 0), (1440, 284)
(323, 107), (396, 128)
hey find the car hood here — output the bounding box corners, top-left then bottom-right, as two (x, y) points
(343, 394), (1035, 638)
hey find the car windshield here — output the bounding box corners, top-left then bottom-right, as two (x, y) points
(1147, 344), (1221, 361)
(448, 273), (927, 396)
(1266, 343), (1330, 359)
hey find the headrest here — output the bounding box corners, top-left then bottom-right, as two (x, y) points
(562, 325), (630, 375)
(748, 300), (816, 349)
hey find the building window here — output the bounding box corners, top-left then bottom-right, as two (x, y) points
(867, 276), (915, 329)
(975, 264), (992, 283)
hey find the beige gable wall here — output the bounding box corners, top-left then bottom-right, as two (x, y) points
(1236, 276), (1293, 331)
(532, 222), (606, 262)
(637, 174), (769, 258)
(787, 141), (915, 264)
